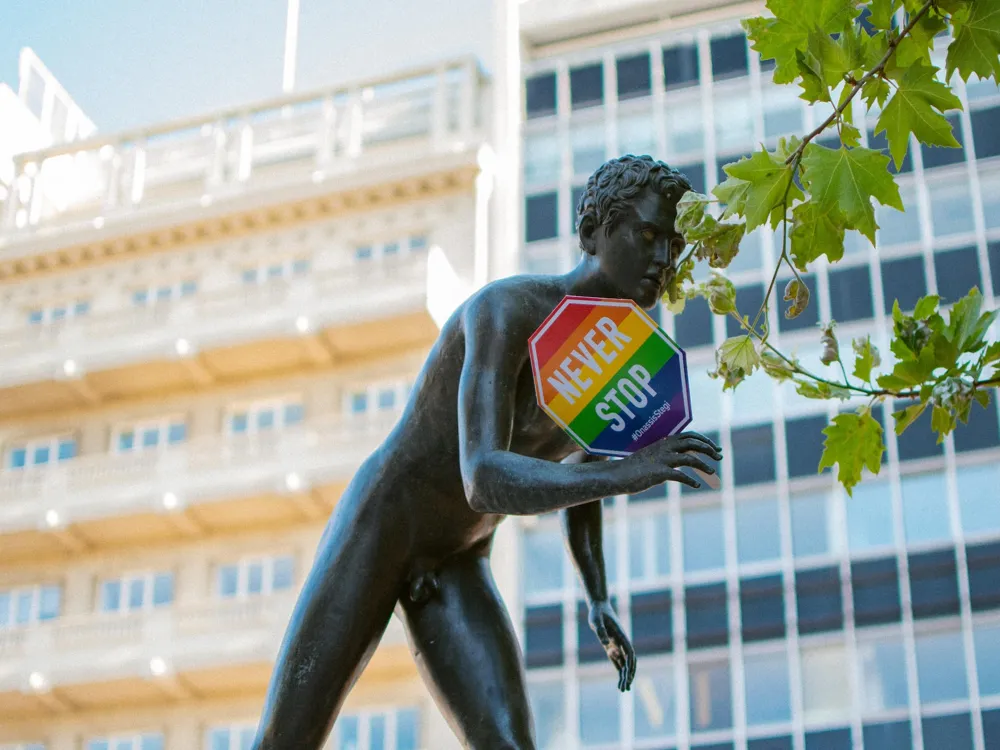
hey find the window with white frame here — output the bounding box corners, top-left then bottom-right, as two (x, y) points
(0, 585), (61, 629)
(0, 743), (46, 750)
(112, 417), (187, 454)
(240, 258), (311, 285)
(99, 572), (174, 614)
(131, 279), (198, 306)
(26, 299), (90, 325)
(4, 434), (77, 470)
(216, 556), (295, 599)
(332, 707), (419, 750)
(226, 398), (305, 435)
(353, 235), (427, 262)
(345, 382), (410, 417)
(86, 734), (163, 750)
(205, 724), (256, 750)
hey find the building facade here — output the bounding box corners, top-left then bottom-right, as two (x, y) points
(515, 1), (1000, 749)
(0, 52), (489, 750)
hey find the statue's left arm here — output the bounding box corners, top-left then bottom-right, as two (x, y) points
(560, 451), (636, 692)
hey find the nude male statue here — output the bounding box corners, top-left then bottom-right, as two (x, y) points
(252, 155), (722, 749)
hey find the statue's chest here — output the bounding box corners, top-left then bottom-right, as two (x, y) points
(510, 362), (578, 458)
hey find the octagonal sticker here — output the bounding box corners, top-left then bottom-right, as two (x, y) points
(528, 295), (692, 457)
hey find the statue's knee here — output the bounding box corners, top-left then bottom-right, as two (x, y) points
(406, 568), (440, 606)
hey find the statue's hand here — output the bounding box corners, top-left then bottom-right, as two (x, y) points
(629, 431), (722, 489)
(589, 600), (636, 692)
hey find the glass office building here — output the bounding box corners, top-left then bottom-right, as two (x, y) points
(516, 4), (1000, 749)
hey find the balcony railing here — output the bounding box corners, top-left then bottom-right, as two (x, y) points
(0, 253), (430, 388)
(0, 592), (407, 692)
(0, 408), (402, 534)
(0, 56), (487, 244)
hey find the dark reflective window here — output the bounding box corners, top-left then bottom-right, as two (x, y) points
(616, 53), (651, 100)
(989, 241), (1000, 294)
(663, 43), (699, 89)
(629, 485), (666, 503)
(570, 185), (586, 232)
(954, 394), (1000, 452)
(868, 128), (914, 173)
(853, 557), (902, 626)
(909, 548), (960, 619)
(983, 707), (1000, 750)
(805, 728), (851, 750)
(741, 574), (785, 642)
(677, 161), (706, 194)
(972, 106), (1000, 159)
(862, 721), (912, 750)
(674, 295), (714, 349)
(968, 541), (1000, 611)
(921, 113), (966, 170)
(526, 72), (557, 118)
(934, 246), (981, 304)
(923, 713), (973, 750)
(894, 398), (944, 460)
(881, 256), (927, 313)
(796, 566), (843, 633)
(749, 738), (792, 750)
(570, 63), (604, 110)
(686, 582), (728, 649)
(778, 274), (819, 332)
(829, 265), (874, 322)
(525, 192), (559, 243)
(727, 284), (766, 337)
(525, 605), (563, 667)
(857, 6), (877, 34)
(710, 33), (748, 79)
(731, 423), (776, 486)
(631, 589), (673, 654)
(785, 415), (828, 479)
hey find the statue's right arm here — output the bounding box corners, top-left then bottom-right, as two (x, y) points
(456, 293), (721, 516)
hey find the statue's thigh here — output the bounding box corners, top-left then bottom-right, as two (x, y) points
(399, 552), (536, 750)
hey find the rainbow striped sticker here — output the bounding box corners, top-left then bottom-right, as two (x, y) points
(528, 296), (692, 457)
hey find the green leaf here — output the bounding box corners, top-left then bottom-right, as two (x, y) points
(892, 401), (929, 434)
(789, 200), (848, 269)
(761, 350), (797, 381)
(800, 143), (903, 243)
(852, 336), (881, 383)
(696, 222), (746, 269)
(784, 278), (811, 319)
(913, 294), (940, 321)
(861, 77), (891, 109)
(875, 63), (962, 169)
(676, 191), (713, 233)
(946, 2), (1000, 82)
(945, 287), (996, 354)
(721, 148), (804, 231)
(700, 273), (737, 315)
(868, 0), (902, 29)
(983, 341), (1000, 365)
(795, 379), (853, 400)
(719, 335), (760, 373)
(712, 175), (751, 219)
(895, 12), (949, 68)
(931, 404), (957, 440)
(818, 409), (885, 495)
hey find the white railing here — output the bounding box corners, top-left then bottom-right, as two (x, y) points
(0, 592), (407, 692)
(1, 57), (487, 243)
(0, 253), (430, 388)
(0, 408), (401, 533)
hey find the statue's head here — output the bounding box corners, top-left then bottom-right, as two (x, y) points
(576, 155), (691, 309)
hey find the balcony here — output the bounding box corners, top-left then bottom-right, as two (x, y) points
(0, 253), (440, 414)
(519, 0), (751, 46)
(0, 592), (410, 717)
(0, 57), (488, 274)
(0, 409), (400, 559)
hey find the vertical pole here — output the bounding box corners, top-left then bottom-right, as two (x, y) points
(283, 0), (301, 94)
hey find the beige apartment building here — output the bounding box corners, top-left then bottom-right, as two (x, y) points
(0, 49), (491, 750)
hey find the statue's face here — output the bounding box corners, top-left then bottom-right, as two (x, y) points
(593, 187), (685, 310)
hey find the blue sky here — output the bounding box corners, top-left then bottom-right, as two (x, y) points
(0, 0), (493, 133)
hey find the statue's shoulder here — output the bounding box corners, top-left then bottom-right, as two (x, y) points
(465, 274), (563, 331)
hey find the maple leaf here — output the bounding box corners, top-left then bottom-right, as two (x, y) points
(800, 143), (903, 243)
(875, 63), (962, 169)
(721, 148), (804, 232)
(789, 200), (848, 270)
(947, 2), (1000, 82)
(852, 336), (881, 383)
(818, 409), (885, 494)
(867, 0), (901, 29)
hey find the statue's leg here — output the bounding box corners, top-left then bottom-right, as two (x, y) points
(252, 491), (406, 750)
(399, 546), (536, 750)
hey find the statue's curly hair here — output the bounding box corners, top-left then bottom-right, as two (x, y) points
(576, 155), (692, 245)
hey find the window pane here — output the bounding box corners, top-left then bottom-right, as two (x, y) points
(218, 565), (239, 597)
(569, 63), (603, 110)
(634, 664), (676, 739)
(736, 497), (781, 564)
(247, 562), (264, 594)
(731, 370), (774, 424)
(958, 463), (1000, 535)
(57, 438), (76, 461)
(525, 192), (558, 242)
(570, 121), (605, 176)
(790, 491), (836, 558)
(915, 629), (968, 704)
(272, 556), (294, 591)
(929, 175), (976, 237)
(102, 580), (122, 612)
(628, 516), (650, 581)
(8, 447), (26, 469)
(88, 742), (110, 750)
(901, 472), (951, 544)
(654, 513), (671, 576)
(524, 130), (560, 188)
(350, 393), (368, 414)
(38, 585), (59, 620)
(526, 72), (557, 118)
(974, 621), (1000, 696)
(857, 634), (909, 713)
(283, 403), (305, 425)
(230, 413), (248, 433)
(354, 246), (372, 261)
(396, 708), (419, 750)
(524, 527), (565, 595)
(153, 573), (174, 606)
(686, 364), (721, 429)
(33, 445), (50, 465)
(618, 110), (657, 158)
(714, 89), (753, 152)
(981, 169), (1000, 231)
(801, 643), (851, 723)
(762, 85), (803, 139)
(665, 94), (704, 157)
(0, 592), (9, 626)
(15, 590), (32, 623)
(617, 52), (652, 99)
(683, 505), (725, 572)
(141, 735), (164, 750)
(377, 389), (396, 410)
(382, 242), (399, 256)
(142, 428), (159, 448)
(128, 577), (145, 609)
(369, 714), (386, 750)
(877, 183), (920, 245)
(846, 480), (895, 550)
(689, 659), (732, 732)
(167, 422), (186, 444)
(744, 650), (791, 724)
(579, 675), (620, 745)
(257, 409), (275, 430)
(528, 681), (567, 750)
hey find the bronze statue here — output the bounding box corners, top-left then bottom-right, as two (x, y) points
(252, 155), (722, 749)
